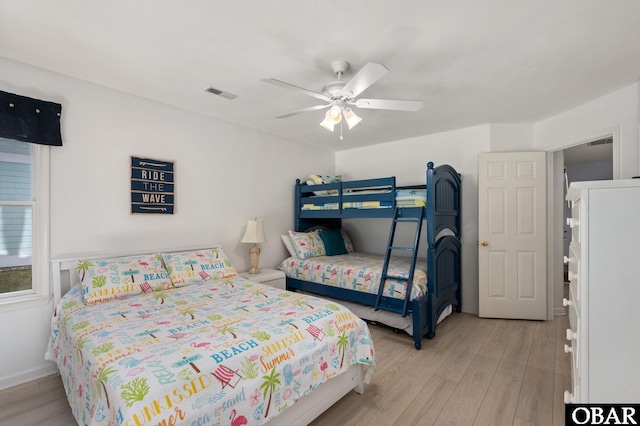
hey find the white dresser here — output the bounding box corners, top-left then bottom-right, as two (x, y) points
(564, 179), (640, 403)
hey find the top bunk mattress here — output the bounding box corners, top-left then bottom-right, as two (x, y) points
(280, 252), (427, 301)
(301, 188), (426, 210)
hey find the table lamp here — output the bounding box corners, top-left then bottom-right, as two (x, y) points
(240, 218), (267, 274)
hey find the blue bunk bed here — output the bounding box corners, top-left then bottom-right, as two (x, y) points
(285, 162), (461, 349)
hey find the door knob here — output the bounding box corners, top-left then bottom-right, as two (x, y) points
(480, 241), (489, 246)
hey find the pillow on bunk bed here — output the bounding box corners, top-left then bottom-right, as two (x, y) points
(341, 229), (355, 253)
(288, 230), (325, 259)
(281, 234), (298, 258)
(76, 253), (172, 306)
(308, 174), (342, 196)
(161, 247), (238, 286)
(318, 229), (348, 255)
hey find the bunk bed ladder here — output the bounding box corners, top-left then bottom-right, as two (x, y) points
(374, 207), (424, 317)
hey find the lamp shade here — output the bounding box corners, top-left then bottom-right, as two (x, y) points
(241, 219), (267, 244)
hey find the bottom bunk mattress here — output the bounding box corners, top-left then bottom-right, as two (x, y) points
(300, 292), (453, 336)
(280, 252), (427, 301)
(45, 277), (375, 426)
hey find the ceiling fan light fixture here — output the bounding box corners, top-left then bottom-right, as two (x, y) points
(320, 105), (343, 131)
(343, 108), (362, 129)
(320, 115), (335, 132)
(327, 105), (342, 124)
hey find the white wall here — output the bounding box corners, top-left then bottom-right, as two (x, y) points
(490, 123), (533, 152)
(0, 58), (334, 389)
(534, 82), (640, 316)
(335, 125), (491, 315)
(533, 83), (640, 178)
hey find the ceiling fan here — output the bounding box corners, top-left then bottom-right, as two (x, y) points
(262, 60), (423, 138)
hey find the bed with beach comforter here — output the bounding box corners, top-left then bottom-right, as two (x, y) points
(46, 248), (374, 426)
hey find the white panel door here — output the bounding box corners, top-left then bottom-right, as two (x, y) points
(478, 152), (547, 319)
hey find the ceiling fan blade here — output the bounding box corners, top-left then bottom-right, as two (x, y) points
(262, 78), (331, 102)
(276, 104), (330, 119)
(341, 62), (389, 99)
(354, 98), (423, 111)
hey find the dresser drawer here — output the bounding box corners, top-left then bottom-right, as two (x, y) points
(570, 347), (581, 401)
(568, 286), (579, 331)
(566, 323), (581, 399)
(569, 270), (580, 314)
(568, 241), (581, 307)
(569, 199), (581, 244)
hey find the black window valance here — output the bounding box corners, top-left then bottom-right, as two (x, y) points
(0, 90), (63, 146)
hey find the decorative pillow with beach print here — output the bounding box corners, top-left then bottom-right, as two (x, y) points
(76, 254), (171, 306)
(161, 247), (238, 286)
(288, 230), (325, 259)
(341, 229), (355, 253)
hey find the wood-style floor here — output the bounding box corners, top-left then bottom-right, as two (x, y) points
(0, 311), (570, 426)
(312, 311), (570, 426)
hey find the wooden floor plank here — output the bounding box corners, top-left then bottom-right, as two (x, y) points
(496, 320), (536, 378)
(433, 354), (500, 425)
(473, 372), (523, 426)
(515, 366), (555, 425)
(528, 319), (558, 373)
(433, 317), (496, 383)
(393, 374), (458, 426)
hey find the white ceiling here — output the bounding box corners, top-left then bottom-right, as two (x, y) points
(1, 1), (640, 152)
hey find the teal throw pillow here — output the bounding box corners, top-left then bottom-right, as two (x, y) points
(318, 229), (348, 256)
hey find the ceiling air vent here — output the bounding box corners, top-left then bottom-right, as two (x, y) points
(204, 86), (238, 100)
(588, 137), (613, 146)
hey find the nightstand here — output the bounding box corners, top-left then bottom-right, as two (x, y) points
(239, 268), (286, 290)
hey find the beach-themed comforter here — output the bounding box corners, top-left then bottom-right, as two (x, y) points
(45, 277), (375, 426)
(280, 252), (427, 301)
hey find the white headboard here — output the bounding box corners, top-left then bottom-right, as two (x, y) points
(51, 244), (221, 305)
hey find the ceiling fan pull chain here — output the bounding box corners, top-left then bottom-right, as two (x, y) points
(340, 120), (344, 140)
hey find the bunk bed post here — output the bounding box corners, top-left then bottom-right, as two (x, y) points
(295, 179), (303, 231)
(425, 162), (438, 338)
(456, 179), (462, 312)
(425, 162), (436, 247)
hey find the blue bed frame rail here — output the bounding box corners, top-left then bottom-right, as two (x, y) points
(290, 162), (462, 349)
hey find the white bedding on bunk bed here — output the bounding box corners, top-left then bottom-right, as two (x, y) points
(47, 247), (375, 426)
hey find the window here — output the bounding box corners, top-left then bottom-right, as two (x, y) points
(0, 137), (49, 308)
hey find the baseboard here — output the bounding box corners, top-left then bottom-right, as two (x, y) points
(554, 306), (568, 316)
(460, 304), (478, 316)
(0, 364), (57, 391)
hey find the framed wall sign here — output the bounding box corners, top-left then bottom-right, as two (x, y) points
(131, 156), (175, 214)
